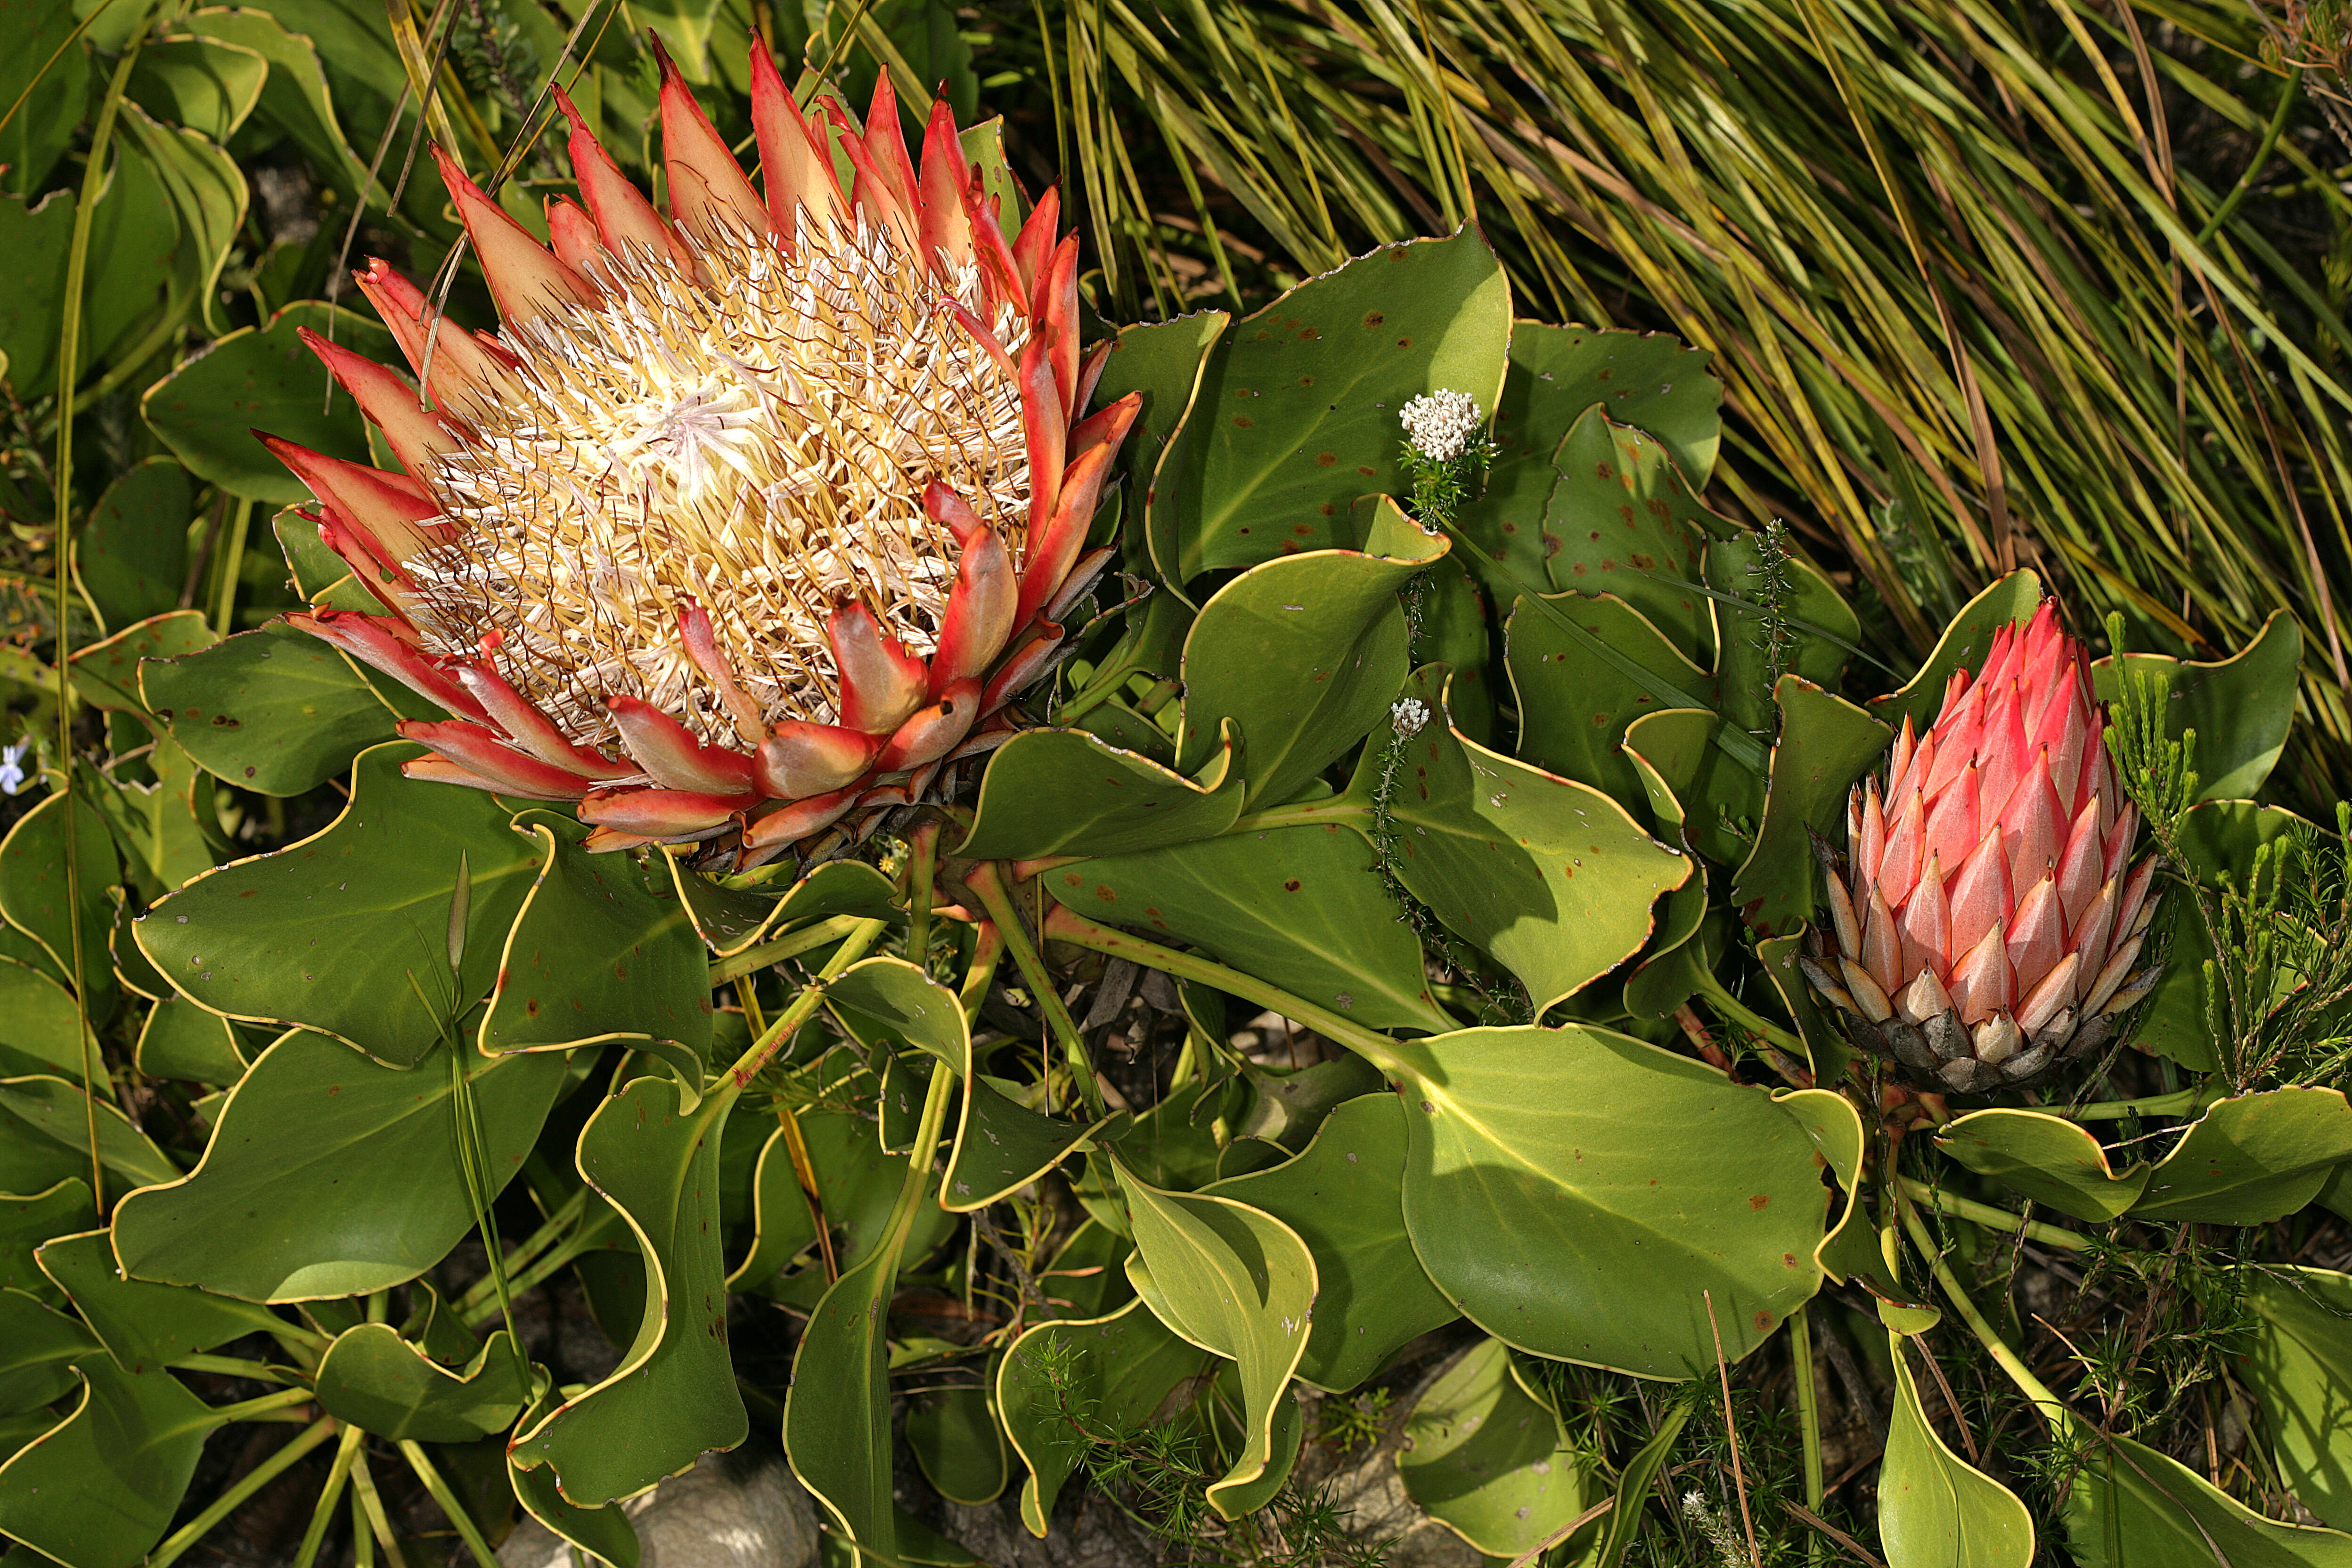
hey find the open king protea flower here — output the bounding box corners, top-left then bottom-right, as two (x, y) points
(1799, 602), (2164, 1093)
(260, 45), (1138, 867)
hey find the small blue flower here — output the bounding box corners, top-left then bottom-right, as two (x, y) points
(0, 741), (27, 797)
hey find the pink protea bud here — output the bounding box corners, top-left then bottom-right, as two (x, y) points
(1801, 602), (2164, 1093)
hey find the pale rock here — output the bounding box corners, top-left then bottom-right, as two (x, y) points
(497, 1451), (817, 1568)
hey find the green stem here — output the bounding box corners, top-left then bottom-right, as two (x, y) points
(709, 914), (867, 986)
(208, 1387), (318, 1425)
(148, 1416), (337, 1568)
(454, 1186), (587, 1316)
(718, 917), (890, 1086)
(349, 1454), (408, 1568)
(210, 495), (252, 635)
(1043, 904), (1411, 1078)
(2197, 68), (2301, 243)
(468, 1229), (590, 1321)
(1691, 968), (1807, 1056)
(1223, 798), (1371, 836)
(968, 865), (1107, 1119)
(349, 1485), (373, 1568)
(399, 1439), (501, 1568)
(1898, 1176), (2091, 1251)
(957, 921), (1005, 1028)
(55, 21), (146, 1220)
(2066, 1086), (2206, 1121)
(884, 1054), (960, 1254)
(1056, 654), (1145, 726)
(907, 821), (939, 981)
(170, 1354), (305, 1384)
(1899, 1200), (2066, 1427)
(1788, 1305), (1825, 1560)
(292, 1423), (366, 1568)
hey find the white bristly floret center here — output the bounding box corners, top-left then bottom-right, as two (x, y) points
(403, 210), (1033, 748)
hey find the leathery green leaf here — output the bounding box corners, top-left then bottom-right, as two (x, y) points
(1208, 1094), (1455, 1391)
(996, 1298), (1208, 1537)
(132, 994), (246, 1085)
(0, 784), (122, 1013)
(0, 1077), (177, 1191)
(1115, 1158), (1316, 1516)
(731, 1112), (956, 1298)
(1508, 591), (1717, 805)
(1707, 536), (1861, 738)
(1454, 325), (1719, 619)
(37, 1229), (285, 1370)
(2243, 1268), (2352, 1531)
(2131, 1089), (2352, 1224)
(74, 458), (192, 633)
(668, 855), (898, 959)
(1869, 571), (2044, 734)
(0, 1357), (216, 1568)
(1510, 322), (1721, 487)
(1155, 230), (1511, 582)
(111, 1029), (563, 1301)
(0, 1181), (95, 1296)
(1620, 874), (1715, 1021)
(0, 957), (94, 1079)
(0, 1289), (97, 1413)
(1389, 1023), (1833, 1377)
(907, 1383), (1008, 1507)
(2061, 1414), (2352, 1566)
(141, 619), (400, 795)
(1590, 1403), (1690, 1566)
(127, 36), (268, 141)
(141, 301), (397, 502)
(314, 1322), (528, 1441)
(957, 721), (1244, 862)
(1731, 677), (1890, 935)
(1398, 1337), (1593, 1558)
(1540, 410), (1724, 659)
(1174, 499), (1446, 807)
(941, 1074), (1112, 1213)
(483, 812), (713, 1095)
(1048, 820), (1454, 1032)
(784, 1068), (957, 1566)
(0, 188), (76, 397)
(1622, 706), (1766, 865)
(135, 743), (539, 1069)
(1094, 310), (1230, 482)
(1936, 1111), (2150, 1222)
(508, 1382), (641, 1568)
(65, 611), (217, 713)
(0, 0), (89, 200)
(110, 105), (247, 340)
(511, 1077), (745, 1505)
(1879, 1332), (2034, 1566)
(1361, 665), (1689, 1012)
(2093, 610), (2301, 802)
(180, 8), (383, 205)
(825, 957), (969, 1071)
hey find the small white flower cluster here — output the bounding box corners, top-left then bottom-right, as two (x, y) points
(1391, 697), (1429, 737)
(1679, 1491), (1748, 1568)
(1399, 390), (1485, 464)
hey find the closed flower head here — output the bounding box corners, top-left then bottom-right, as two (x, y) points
(1802, 601), (2163, 1092)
